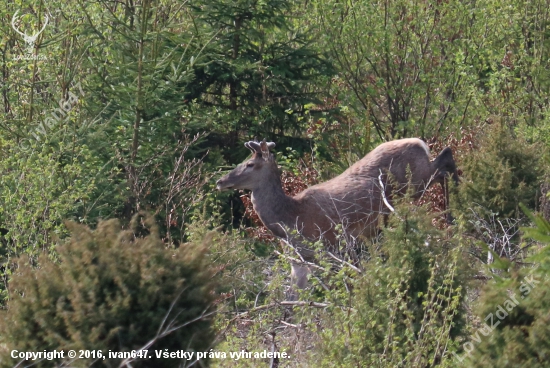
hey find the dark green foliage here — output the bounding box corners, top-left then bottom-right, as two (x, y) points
(461, 212), (550, 367)
(463, 274), (550, 368)
(0, 216), (217, 367)
(75, 0), (208, 223)
(520, 205), (550, 277)
(457, 126), (542, 218)
(188, 0), (334, 147)
(316, 198), (467, 367)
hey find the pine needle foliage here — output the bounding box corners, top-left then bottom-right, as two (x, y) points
(0, 215), (217, 367)
(457, 125), (542, 219)
(461, 210), (550, 367)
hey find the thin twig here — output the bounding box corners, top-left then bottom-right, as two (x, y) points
(273, 250), (326, 272)
(326, 251), (362, 273)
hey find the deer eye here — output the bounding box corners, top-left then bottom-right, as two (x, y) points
(246, 162), (255, 168)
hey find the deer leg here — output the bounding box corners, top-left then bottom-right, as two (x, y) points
(288, 262), (310, 300)
(442, 176), (455, 224)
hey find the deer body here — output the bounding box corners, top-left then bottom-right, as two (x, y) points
(217, 138), (458, 293)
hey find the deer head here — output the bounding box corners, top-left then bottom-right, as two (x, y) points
(11, 10), (49, 54)
(216, 139), (277, 192)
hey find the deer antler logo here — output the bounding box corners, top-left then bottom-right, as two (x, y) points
(11, 10), (49, 55)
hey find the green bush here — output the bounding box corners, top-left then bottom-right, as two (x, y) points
(0, 142), (100, 304)
(457, 125), (542, 219)
(0, 215), (217, 367)
(460, 211), (550, 367)
(313, 198), (468, 367)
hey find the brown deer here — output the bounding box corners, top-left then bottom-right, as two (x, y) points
(216, 138), (458, 294)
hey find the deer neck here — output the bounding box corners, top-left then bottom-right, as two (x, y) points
(250, 177), (299, 238)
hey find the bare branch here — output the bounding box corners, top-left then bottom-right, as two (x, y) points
(378, 169), (395, 213)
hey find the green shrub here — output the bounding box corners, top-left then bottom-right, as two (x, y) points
(457, 125), (542, 219)
(0, 215), (217, 367)
(0, 142), (100, 304)
(460, 211), (550, 367)
(313, 198), (468, 367)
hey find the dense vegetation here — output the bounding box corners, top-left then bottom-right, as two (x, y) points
(1, 216), (217, 367)
(0, 0), (549, 366)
